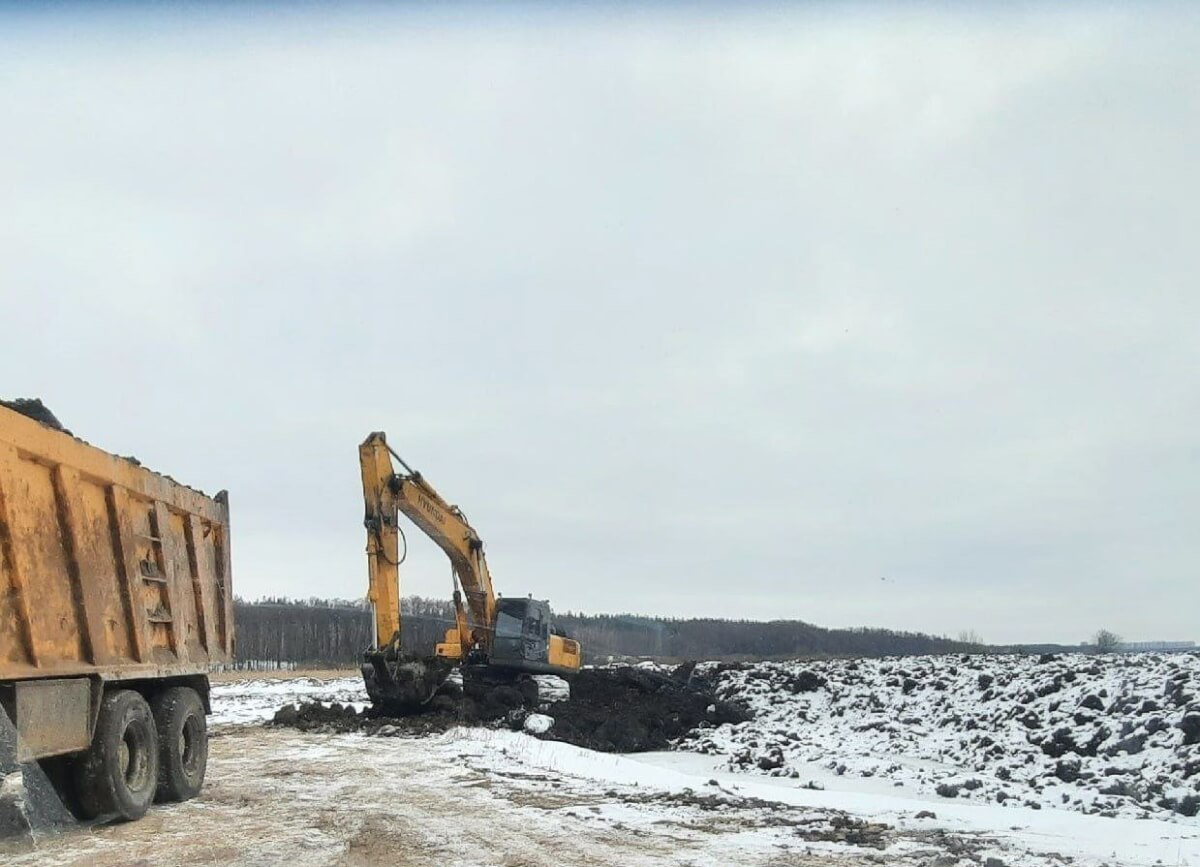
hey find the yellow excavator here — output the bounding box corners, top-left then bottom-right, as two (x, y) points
(358, 432), (582, 713)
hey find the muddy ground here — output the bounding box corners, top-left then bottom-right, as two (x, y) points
(6, 670), (1185, 866)
(272, 665), (751, 753)
(0, 726), (991, 867)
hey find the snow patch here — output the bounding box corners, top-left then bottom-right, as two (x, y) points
(682, 652), (1200, 821)
(523, 713), (554, 734)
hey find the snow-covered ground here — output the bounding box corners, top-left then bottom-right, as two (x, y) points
(682, 652), (1200, 821)
(11, 656), (1197, 865)
(196, 656), (1200, 864)
(470, 729), (1200, 867)
(209, 675), (368, 725)
(11, 722), (1198, 866)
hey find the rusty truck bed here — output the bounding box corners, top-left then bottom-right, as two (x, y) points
(0, 406), (233, 683)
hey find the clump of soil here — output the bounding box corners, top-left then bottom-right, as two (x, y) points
(270, 664), (750, 753)
(271, 702), (368, 734)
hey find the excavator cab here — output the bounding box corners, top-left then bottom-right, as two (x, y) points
(488, 597), (581, 677)
(491, 598), (551, 670)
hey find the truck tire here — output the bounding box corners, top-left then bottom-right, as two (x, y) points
(152, 687), (207, 803)
(74, 689), (159, 822)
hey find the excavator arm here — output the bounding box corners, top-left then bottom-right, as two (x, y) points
(359, 433), (463, 711)
(360, 431), (496, 659)
(360, 433), (403, 655)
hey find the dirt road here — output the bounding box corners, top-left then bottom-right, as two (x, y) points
(4, 726), (889, 867)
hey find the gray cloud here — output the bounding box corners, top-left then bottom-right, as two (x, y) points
(2, 4), (1197, 644)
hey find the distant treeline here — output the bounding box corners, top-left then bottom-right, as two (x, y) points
(233, 596), (451, 669)
(554, 613), (979, 660)
(231, 596), (985, 668)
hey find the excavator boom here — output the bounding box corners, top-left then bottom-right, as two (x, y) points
(388, 463), (496, 655)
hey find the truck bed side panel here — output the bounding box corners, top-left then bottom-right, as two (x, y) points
(0, 409), (233, 682)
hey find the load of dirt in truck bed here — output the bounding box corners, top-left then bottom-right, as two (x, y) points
(270, 664), (750, 753)
(0, 398), (69, 434)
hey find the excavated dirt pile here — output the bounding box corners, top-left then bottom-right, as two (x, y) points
(270, 665), (750, 753)
(544, 666), (750, 752)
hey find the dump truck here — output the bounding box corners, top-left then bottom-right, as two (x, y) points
(0, 400), (233, 826)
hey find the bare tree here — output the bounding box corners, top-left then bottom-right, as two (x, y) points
(1093, 628), (1122, 654)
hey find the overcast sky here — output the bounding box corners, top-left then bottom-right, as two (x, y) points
(2, 4), (1197, 645)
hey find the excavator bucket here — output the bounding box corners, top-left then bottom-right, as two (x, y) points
(361, 650), (456, 715)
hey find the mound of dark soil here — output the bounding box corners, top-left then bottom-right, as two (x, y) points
(269, 693), (498, 740)
(271, 702), (368, 733)
(270, 679), (556, 740)
(545, 667), (750, 752)
(270, 665), (750, 754)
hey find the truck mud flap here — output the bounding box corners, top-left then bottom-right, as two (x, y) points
(0, 705), (74, 846)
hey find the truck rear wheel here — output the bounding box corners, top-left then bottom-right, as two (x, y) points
(152, 687), (207, 803)
(74, 689), (159, 822)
